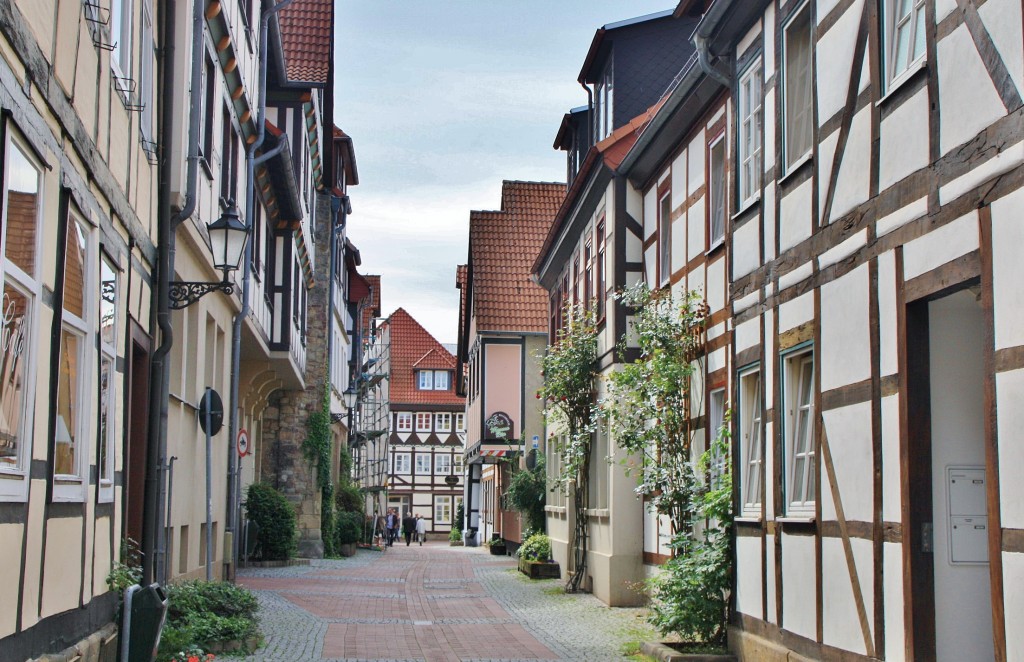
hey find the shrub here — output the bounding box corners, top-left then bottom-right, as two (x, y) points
(246, 482), (297, 561)
(448, 528), (462, 543)
(157, 581), (260, 662)
(106, 537), (142, 595)
(334, 510), (363, 546)
(518, 533), (551, 562)
(504, 453), (547, 534)
(335, 482), (364, 514)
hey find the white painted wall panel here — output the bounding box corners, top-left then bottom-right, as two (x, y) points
(830, 107), (872, 221)
(0, 523), (20, 637)
(644, 246), (656, 286)
(818, 228), (866, 270)
(735, 318), (760, 355)
(779, 178), (812, 253)
(778, 290), (813, 333)
(736, 20), (762, 60)
(821, 263), (871, 391)
(992, 187), (1024, 349)
(736, 536), (763, 617)
(687, 129), (705, 196)
(876, 196), (928, 237)
(671, 152), (686, 210)
(643, 506), (658, 554)
(707, 257), (726, 314)
(937, 26), (1007, 155)
(877, 251), (899, 376)
(997, 369), (1024, 528)
(671, 213), (687, 276)
(979, 0), (1023, 100)
(939, 141), (1024, 206)
(626, 227), (643, 263)
(766, 533), (777, 623)
(883, 542), (906, 662)
(688, 197), (706, 262)
(879, 89), (930, 191)
(1004, 552), (1024, 662)
(763, 183), (776, 261)
(707, 346), (727, 374)
(822, 537), (874, 655)
(815, 0), (864, 124)
(763, 88), (776, 176)
(643, 186), (657, 240)
(902, 211), (979, 280)
(733, 217), (760, 278)
(781, 533), (817, 640)
(934, 0), (957, 22)
(626, 182), (643, 223)
(881, 394), (902, 523)
(763, 3), (776, 75)
(821, 402), (874, 523)
(818, 129), (838, 219)
(734, 289), (760, 315)
(778, 262), (812, 293)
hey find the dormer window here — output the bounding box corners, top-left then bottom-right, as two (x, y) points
(595, 61), (614, 141)
(417, 369), (450, 391)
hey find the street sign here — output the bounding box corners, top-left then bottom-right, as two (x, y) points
(198, 389), (223, 436)
(445, 474), (459, 487)
(237, 428), (250, 457)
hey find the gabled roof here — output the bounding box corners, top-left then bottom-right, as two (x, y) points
(467, 181), (566, 334)
(388, 308), (465, 407)
(578, 10), (675, 83)
(278, 0), (332, 85)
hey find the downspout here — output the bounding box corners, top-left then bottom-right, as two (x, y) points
(578, 81), (594, 148)
(693, 0), (733, 87)
(146, 0), (203, 586)
(227, 0), (296, 576)
(694, 33), (731, 86)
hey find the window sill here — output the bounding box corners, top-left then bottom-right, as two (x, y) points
(877, 58), (928, 108)
(777, 515), (815, 525)
(779, 152), (813, 186)
(735, 515), (763, 525)
(586, 508), (610, 519)
(732, 194), (761, 221)
(706, 238), (726, 258)
(544, 505), (567, 515)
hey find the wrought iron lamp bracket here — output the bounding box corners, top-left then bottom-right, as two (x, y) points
(169, 279), (235, 309)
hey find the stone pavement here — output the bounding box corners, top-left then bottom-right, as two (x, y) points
(236, 541), (656, 661)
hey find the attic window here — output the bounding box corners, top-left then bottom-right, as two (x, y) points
(417, 370), (449, 391)
(595, 60), (614, 140)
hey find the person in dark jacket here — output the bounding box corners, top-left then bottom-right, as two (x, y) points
(402, 511), (416, 546)
(385, 508), (398, 547)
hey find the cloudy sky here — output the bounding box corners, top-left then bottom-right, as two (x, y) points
(334, 1), (674, 344)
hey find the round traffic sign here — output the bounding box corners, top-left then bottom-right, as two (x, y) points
(237, 428), (250, 457)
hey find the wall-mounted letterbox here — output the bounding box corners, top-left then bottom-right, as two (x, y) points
(947, 466), (988, 565)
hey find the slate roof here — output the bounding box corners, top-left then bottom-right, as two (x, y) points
(467, 181), (565, 334)
(388, 308), (465, 407)
(278, 0), (332, 84)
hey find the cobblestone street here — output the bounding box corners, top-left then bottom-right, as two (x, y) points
(237, 542), (655, 661)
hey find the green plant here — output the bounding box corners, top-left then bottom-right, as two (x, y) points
(335, 482), (364, 514)
(504, 452), (547, 534)
(304, 377), (337, 555)
(105, 537), (142, 595)
(157, 581), (260, 662)
(455, 501), (465, 531)
(518, 532), (552, 562)
(448, 527), (462, 543)
(333, 510), (363, 547)
(537, 302), (599, 592)
(246, 482), (297, 561)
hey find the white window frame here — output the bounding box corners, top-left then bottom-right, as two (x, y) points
(53, 211), (95, 502)
(453, 452), (464, 475)
(415, 412), (431, 433)
(783, 347), (815, 515)
(708, 135), (727, 249)
(455, 412), (465, 433)
(782, 1), (813, 172)
(708, 388), (727, 485)
(658, 191), (671, 287)
(393, 452), (410, 474)
(395, 412), (412, 432)
(138, 0), (155, 143)
(739, 367), (763, 517)
(433, 370), (449, 391)
(417, 370), (433, 390)
(415, 453), (431, 475)
(98, 255), (119, 503)
(110, 0), (134, 100)
(435, 412), (452, 433)
(884, 0), (927, 91)
(0, 131), (43, 501)
(435, 453), (451, 475)
(738, 59), (763, 206)
(435, 495), (452, 525)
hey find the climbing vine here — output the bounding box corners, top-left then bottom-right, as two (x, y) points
(304, 377), (335, 556)
(537, 303), (599, 592)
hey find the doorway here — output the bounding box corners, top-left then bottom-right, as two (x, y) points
(124, 327), (151, 548)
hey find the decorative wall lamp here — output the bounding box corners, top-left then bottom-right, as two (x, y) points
(169, 200), (248, 309)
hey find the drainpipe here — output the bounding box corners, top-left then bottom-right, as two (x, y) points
(146, 0), (204, 586)
(227, 0), (297, 577)
(694, 33), (731, 86)
(693, 0), (733, 87)
(578, 81), (594, 149)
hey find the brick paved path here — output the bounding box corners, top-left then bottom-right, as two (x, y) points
(237, 541), (655, 661)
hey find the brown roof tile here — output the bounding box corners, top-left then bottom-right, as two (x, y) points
(388, 308), (465, 407)
(278, 0), (332, 84)
(467, 181), (565, 334)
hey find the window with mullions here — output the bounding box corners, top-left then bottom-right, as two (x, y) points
(435, 454), (451, 475)
(435, 495), (452, 524)
(396, 412), (412, 432)
(394, 452), (410, 474)
(434, 370), (449, 391)
(455, 412), (465, 433)
(0, 132), (42, 501)
(708, 136), (727, 248)
(584, 240), (593, 310)
(783, 348), (815, 515)
(54, 212), (95, 502)
(415, 412), (431, 433)
(738, 367), (763, 516)
(98, 256), (118, 502)
(201, 54), (216, 168)
(596, 220), (606, 320)
(418, 370), (433, 390)
(595, 61), (614, 141)
(884, 0), (926, 90)
(139, 0), (154, 143)
(658, 192), (671, 286)
(415, 453), (431, 475)
(110, 0), (133, 85)
(783, 2), (813, 171)
(221, 106), (239, 203)
(738, 59), (763, 206)
(707, 388), (728, 485)
(435, 412), (452, 433)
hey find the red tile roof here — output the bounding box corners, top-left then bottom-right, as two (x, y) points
(278, 0), (332, 84)
(468, 181), (565, 334)
(388, 308), (465, 407)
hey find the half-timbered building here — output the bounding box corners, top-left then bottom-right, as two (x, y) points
(687, 0), (1024, 659)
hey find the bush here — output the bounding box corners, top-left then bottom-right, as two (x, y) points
(246, 482), (297, 561)
(518, 533), (551, 562)
(157, 581), (260, 662)
(448, 528), (462, 543)
(335, 482), (364, 514)
(504, 453), (547, 534)
(334, 510), (363, 546)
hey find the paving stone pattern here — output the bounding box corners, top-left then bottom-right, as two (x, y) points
(237, 542), (656, 661)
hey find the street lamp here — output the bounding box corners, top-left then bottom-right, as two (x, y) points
(342, 385), (359, 410)
(169, 200), (248, 309)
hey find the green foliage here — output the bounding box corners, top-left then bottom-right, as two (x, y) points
(157, 580), (260, 662)
(448, 527), (463, 543)
(333, 510), (363, 546)
(105, 537), (142, 595)
(335, 482), (364, 515)
(246, 482), (297, 561)
(518, 532), (552, 562)
(604, 282), (708, 539)
(455, 501), (465, 531)
(304, 377), (340, 556)
(646, 420), (733, 644)
(504, 452), (547, 534)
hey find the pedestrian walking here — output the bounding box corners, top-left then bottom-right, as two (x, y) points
(385, 508), (398, 547)
(402, 511), (416, 546)
(414, 514), (426, 545)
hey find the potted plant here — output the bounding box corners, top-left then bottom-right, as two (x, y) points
(517, 533), (560, 579)
(334, 511), (362, 557)
(448, 527), (464, 546)
(486, 535), (507, 556)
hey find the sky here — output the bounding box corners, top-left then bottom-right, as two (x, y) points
(333, 1), (674, 345)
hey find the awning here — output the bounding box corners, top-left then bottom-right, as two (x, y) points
(465, 439), (522, 465)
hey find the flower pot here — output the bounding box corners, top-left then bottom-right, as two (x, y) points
(489, 544), (506, 555)
(640, 642), (736, 662)
(338, 543), (357, 557)
(518, 558), (561, 579)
